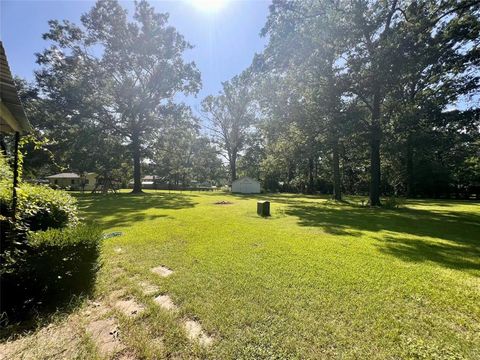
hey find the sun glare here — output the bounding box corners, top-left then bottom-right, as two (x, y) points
(190, 0), (227, 12)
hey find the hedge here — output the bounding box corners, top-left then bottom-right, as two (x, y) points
(0, 182), (79, 231)
(1, 225), (103, 322)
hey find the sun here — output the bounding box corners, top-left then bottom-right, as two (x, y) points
(190, 0), (228, 12)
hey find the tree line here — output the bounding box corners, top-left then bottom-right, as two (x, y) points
(4, 0), (479, 203)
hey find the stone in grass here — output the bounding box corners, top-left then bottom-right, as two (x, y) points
(115, 299), (145, 317)
(153, 294), (178, 311)
(139, 281), (159, 296)
(151, 265), (173, 278)
(183, 320), (214, 346)
(86, 318), (125, 357)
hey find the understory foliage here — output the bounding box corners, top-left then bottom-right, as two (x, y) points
(0, 153), (100, 325)
(1, 225), (102, 323)
(0, 183), (79, 231)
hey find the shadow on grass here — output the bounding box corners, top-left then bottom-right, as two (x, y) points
(75, 192), (197, 228)
(377, 236), (480, 273)
(228, 192), (334, 206)
(1, 254), (98, 340)
(0, 291), (90, 341)
(285, 203), (480, 273)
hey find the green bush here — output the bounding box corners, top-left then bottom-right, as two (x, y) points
(0, 183), (79, 231)
(0, 152), (13, 182)
(1, 224), (102, 322)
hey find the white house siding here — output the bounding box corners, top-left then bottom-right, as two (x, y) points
(231, 177), (261, 194)
(49, 177), (80, 189)
(47, 173), (97, 190)
(83, 173), (97, 190)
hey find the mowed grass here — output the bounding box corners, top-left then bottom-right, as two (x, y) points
(5, 191), (478, 359)
(70, 191), (480, 359)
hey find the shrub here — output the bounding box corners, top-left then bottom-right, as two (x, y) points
(0, 183), (79, 231)
(1, 224), (103, 322)
(0, 152), (13, 182)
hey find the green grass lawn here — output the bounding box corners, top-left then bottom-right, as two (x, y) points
(5, 191), (479, 359)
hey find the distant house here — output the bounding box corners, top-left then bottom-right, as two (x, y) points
(232, 177), (261, 194)
(47, 173), (97, 190)
(128, 175), (159, 189)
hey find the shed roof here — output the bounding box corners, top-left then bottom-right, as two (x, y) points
(232, 177), (260, 184)
(0, 41), (31, 134)
(47, 173), (81, 179)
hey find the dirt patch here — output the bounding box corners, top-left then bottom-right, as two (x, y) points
(214, 200), (233, 205)
(86, 318), (125, 357)
(139, 281), (159, 296)
(183, 320), (214, 346)
(115, 299), (145, 317)
(116, 351), (138, 360)
(153, 295), (178, 312)
(151, 266), (173, 278)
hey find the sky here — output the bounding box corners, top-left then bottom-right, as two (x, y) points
(1, 0), (271, 112)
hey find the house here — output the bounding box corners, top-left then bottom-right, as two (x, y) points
(47, 172), (97, 190)
(128, 175), (158, 189)
(232, 177), (261, 194)
(83, 173), (98, 190)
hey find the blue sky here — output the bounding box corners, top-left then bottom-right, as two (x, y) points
(1, 0), (271, 112)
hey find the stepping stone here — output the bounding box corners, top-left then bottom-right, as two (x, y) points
(83, 301), (109, 318)
(114, 247), (123, 253)
(153, 294), (178, 312)
(183, 320), (214, 346)
(86, 318), (125, 357)
(109, 289), (127, 302)
(115, 299), (145, 317)
(139, 281), (159, 296)
(151, 265), (173, 278)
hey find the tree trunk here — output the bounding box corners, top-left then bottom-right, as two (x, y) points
(230, 152), (237, 183)
(307, 157), (315, 194)
(332, 138), (342, 201)
(406, 135), (414, 198)
(369, 97), (382, 206)
(131, 131), (142, 193)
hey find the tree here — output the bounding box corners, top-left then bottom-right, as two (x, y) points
(253, 70), (325, 193)
(36, 0), (201, 193)
(258, 0), (350, 199)
(384, 1), (480, 196)
(237, 131), (265, 180)
(340, 0), (480, 205)
(151, 104), (225, 187)
(260, 0), (479, 204)
(201, 73), (256, 183)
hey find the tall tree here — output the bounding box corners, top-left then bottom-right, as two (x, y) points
(342, 0), (480, 205)
(259, 0), (349, 199)
(201, 74), (256, 183)
(36, 0), (201, 192)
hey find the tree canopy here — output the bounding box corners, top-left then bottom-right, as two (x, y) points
(12, 0), (480, 201)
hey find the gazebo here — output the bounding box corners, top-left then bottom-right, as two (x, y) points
(0, 41), (32, 216)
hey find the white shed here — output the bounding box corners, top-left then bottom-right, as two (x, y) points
(232, 177), (261, 194)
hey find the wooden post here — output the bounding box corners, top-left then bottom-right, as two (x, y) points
(12, 131), (19, 219)
(257, 201), (270, 217)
